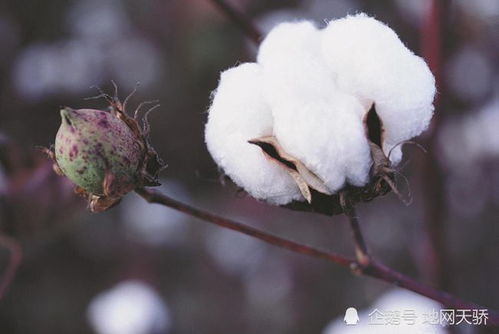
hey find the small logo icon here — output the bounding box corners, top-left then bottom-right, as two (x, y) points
(344, 307), (360, 325)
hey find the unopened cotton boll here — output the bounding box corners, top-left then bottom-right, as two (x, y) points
(258, 21), (371, 193)
(322, 13), (436, 163)
(205, 63), (303, 205)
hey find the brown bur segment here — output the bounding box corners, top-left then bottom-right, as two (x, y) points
(285, 174), (392, 216)
(248, 136), (332, 203)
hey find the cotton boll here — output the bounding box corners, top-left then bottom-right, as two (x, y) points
(207, 15), (434, 205)
(258, 21), (372, 192)
(205, 63), (303, 205)
(322, 14), (436, 164)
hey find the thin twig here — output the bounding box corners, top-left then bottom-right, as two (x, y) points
(135, 187), (499, 327)
(0, 235), (22, 299)
(340, 193), (371, 266)
(344, 206), (371, 267)
(207, 0), (263, 44)
(135, 187), (353, 267)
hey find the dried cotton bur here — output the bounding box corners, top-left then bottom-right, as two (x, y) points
(44, 85), (165, 212)
(205, 14), (436, 215)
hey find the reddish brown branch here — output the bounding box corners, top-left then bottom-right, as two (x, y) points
(207, 0), (263, 44)
(136, 187), (353, 267)
(0, 235), (22, 299)
(419, 0), (451, 289)
(136, 187), (499, 327)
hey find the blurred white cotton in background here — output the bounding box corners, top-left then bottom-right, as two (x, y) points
(121, 180), (190, 247)
(67, 0), (163, 90)
(243, 253), (294, 332)
(243, 253), (292, 307)
(12, 0), (163, 100)
(205, 226), (267, 276)
(13, 44), (60, 100)
(13, 41), (103, 100)
(55, 40), (103, 91)
(457, 0), (499, 23)
(437, 95), (499, 169)
(437, 94), (499, 215)
(469, 97), (499, 157)
(87, 280), (171, 334)
(67, 0), (163, 91)
(393, 0), (431, 27)
(106, 38), (163, 90)
(66, 0), (130, 42)
(323, 289), (444, 334)
(445, 47), (493, 103)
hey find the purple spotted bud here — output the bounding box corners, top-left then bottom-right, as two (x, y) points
(48, 94), (164, 212)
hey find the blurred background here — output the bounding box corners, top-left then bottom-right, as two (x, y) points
(0, 0), (498, 333)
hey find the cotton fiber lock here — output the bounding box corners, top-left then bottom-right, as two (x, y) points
(205, 13), (436, 207)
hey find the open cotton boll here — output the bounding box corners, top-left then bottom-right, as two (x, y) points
(205, 63), (303, 205)
(321, 13), (436, 164)
(258, 21), (372, 192)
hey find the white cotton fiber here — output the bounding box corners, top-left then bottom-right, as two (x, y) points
(205, 63), (303, 205)
(258, 21), (372, 192)
(321, 13), (436, 163)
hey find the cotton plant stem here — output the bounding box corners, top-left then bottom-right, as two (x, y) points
(340, 192), (371, 266)
(343, 206), (371, 267)
(207, 0), (263, 44)
(0, 235), (22, 299)
(135, 187), (499, 327)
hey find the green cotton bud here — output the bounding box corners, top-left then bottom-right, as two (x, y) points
(55, 107), (141, 196)
(47, 95), (165, 212)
